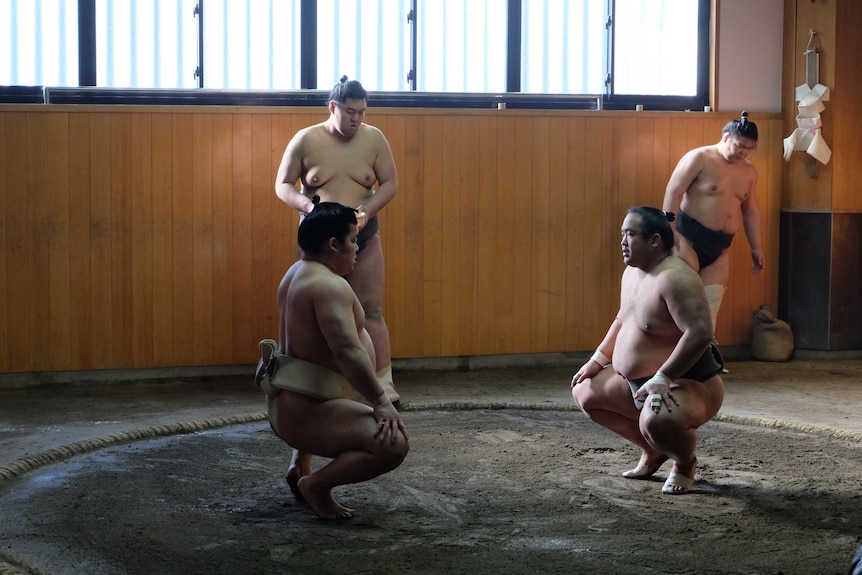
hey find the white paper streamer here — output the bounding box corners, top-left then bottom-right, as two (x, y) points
(784, 82), (831, 164)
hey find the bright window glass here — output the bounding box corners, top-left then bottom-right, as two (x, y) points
(2, 0), (707, 99)
(204, 0), (301, 89)
(613, 0), (700, 95)
(316, 0), (411, 91)
(521, 0), (605, 94)
(417, 0), (507, 92)
(96, 0), (197, 88)
(0, 0), (78, 86)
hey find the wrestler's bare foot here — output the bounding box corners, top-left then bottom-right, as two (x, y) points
(622, 453), (669, 479)
(297, 477), (355, 520)
(382, 381), (401, 405)
(662, 458), (697, 495)
(286, 451), (313, 501)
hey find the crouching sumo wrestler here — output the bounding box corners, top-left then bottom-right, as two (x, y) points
(255, 197), (408, 519)
(571, 207), (724, 495)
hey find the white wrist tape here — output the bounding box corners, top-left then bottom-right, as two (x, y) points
(590, 350), (610, 366)
(646, 371), (672, 389)
(634, 371), (672, 399)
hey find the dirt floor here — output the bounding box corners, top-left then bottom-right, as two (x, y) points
(0, 361), (861, 574)
(1, 409), (861, 574)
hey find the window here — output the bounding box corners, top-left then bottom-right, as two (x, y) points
(613, 0), (701, 96)
(1, 0), (709, 109)
(317, 0), (410, 91)
(417, 0), (508, 93)
(204, 0), (301, 90)
(95, 0), (197, 89)
(521, 0), (606, 95)
(1, 0), (78, 86)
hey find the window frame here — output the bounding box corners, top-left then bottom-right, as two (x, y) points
(2, 0), (711, 111)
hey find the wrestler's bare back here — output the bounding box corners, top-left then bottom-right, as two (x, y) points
(674, 145), (757, 235)
(297, 123), (385, 208)
(611, 256), (708, 380)
(277, 260), (376, 372)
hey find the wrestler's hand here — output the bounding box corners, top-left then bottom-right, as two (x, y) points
(751, 249), (764, 274)
(633, 372), (679, 414)
(356, 205), (368, 231)
(373, 402), (408, 444)
(571, 359), (603, 387)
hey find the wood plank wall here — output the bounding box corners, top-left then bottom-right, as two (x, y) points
(0, 107), (783, 373)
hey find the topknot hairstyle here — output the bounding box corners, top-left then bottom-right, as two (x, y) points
(297, 195), (358, 254)
(722, 110), (759, 141)
(627, 206), (676, 252)
(328, 76), (368, 105)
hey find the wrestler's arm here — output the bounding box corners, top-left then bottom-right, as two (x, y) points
(361, 127), (398, 219)
(662, 149), (701, 214)
(655, 270), (714, 380)
(314, 278), (387, 402)
(572, 277), (627, 386)
(740, 168), (764, 273)
(572, 318), (622, 386)
(315, 278), (406, 439)
(276, 269), (291, 354)
(275, 129), (316, 215)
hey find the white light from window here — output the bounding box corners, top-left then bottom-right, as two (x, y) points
(317, 0), (411, 91)
(1, 0), (78, 86)
(96, 0), (197, 88)
(521, 0), (605, 94)
(613, 0), (699, 96)
(418, 0), (507, 93)
(204, 0), (301, 89)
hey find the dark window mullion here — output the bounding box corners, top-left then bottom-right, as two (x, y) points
(506, 0), (521, 93)
(300, 0), (316, 89)
(78, 0), (96, 86)
(695, 0), (710, 101)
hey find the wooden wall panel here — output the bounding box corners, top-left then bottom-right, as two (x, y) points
(455, 116), (479, 355)
(782, 0), (835, 210)
(151, 114), (174, 366)
(564, 117), (587, 346)
(474, 117), (495, 354)
(529, 116), (551, 353)
(511, 116), (535, 352)
(438, 115), (461, 356)
(3, 114), (28, 371)
(229, 114), (254, 364)
(88, 113), (113, 368)
(171, 114), (195, 367)
(26, 113), (51, 370)
(110, 113), (133, 367)
(399, 115), (425, 358)
(46, 112), (72, 370)
(833, 0), (862, 211)
(250, 114), (276, 352)
(68, 113), (92, 369)
(547, 119), (569, 351)
(379, 114), (407, 356)
(211, 114), (235, 363)
(192, 114), (214, 364)
(130, 113), (154, 368)
(0, 113), (6, 370)
(492, 118), (516, 354)
(421, 115), (443, 357)
(0, 107), (785, 374)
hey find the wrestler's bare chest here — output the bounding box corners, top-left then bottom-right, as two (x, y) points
(302, 140), (377, 193)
